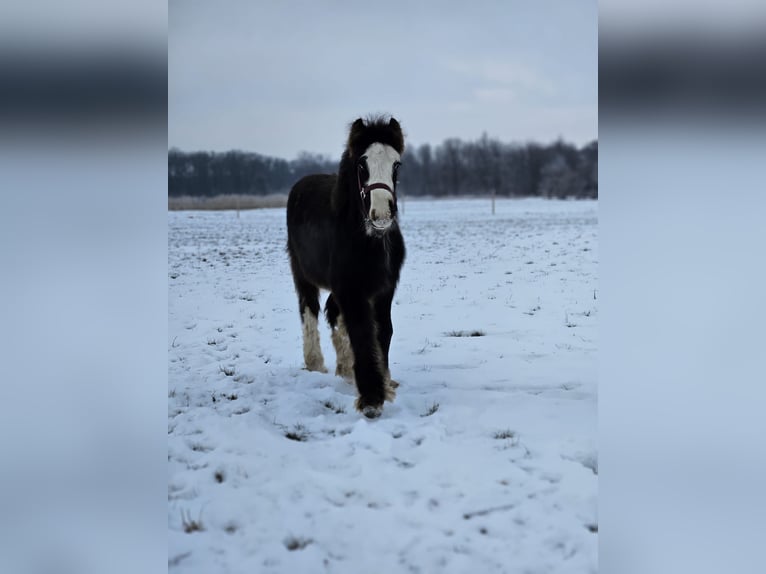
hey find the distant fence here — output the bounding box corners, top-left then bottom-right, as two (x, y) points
(168, 194), (288, 211)
(168, 192), (596, 212)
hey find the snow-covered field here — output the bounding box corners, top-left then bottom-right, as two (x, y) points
(168, 198), (598, 573)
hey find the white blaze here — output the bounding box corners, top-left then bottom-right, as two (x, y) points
(363, 143), (399, 227)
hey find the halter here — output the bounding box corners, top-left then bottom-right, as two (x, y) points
(355, 156), (398, 227)
(357, 167), (396, 203)
(360, 182), (395, 201)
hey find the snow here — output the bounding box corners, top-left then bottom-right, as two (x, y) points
(168, 197), (598, 573)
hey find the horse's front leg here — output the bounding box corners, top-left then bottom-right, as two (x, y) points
(335, 293), (393, 418)
(373, 290), (398, 390)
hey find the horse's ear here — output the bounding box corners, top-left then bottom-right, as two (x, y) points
(348, 118), (365, 150)
(389, 117), (404, 153)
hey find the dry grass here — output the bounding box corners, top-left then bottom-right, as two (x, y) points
(168, 194), (288, 211)
(445, 330), (486, 337)
(181, 509), (204, 533)
(323, 400), (347, 414)
(284, 536), (313, 551)
(421, 402), (440, 417)
(285, 423), (309, 442)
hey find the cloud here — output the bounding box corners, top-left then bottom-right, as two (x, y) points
(474, 87), (516, 104)
(169, 1), (596, 156)
(445, 58), (556, 99)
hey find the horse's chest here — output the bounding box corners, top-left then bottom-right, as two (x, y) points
(333, 237), (401, 294)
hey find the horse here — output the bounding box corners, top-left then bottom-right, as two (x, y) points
(286, 116), (406, 418)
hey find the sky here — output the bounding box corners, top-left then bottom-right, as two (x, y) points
(169, 0), (597, 160)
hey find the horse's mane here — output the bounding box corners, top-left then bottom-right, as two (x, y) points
(333, 115), (405, 215)
(346, 115), (405, 157)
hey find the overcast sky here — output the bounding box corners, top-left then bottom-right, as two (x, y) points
(169, 0), (597, 159)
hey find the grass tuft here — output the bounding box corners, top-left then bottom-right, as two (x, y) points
(284, 536), (313, 551)
(219, 365), (235, 377)
(285, 424), (309, 442)
(181, 509), (204, 533)
(445, 330), (485, 337)
(323, 400), (346, 414)
(421, 402), (440, 417)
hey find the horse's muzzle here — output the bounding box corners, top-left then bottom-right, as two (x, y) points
(364, 183), (395, 232)
(370, 217), (393, 231)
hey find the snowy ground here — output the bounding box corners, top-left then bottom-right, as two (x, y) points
(168, 198), (598, 573)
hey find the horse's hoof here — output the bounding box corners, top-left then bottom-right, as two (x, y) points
(335, 368), (355, 384)
(388, 378), (400, 389)
(305, 362), (328, 373)
(362, 405), (383, 419)
(355, 397), (383, 418)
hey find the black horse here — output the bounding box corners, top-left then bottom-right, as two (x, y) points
(286, 116), (406, 418)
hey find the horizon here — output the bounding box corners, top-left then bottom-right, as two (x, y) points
(168, 132), (598, 160)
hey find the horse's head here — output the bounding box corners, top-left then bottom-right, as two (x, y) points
(345, 116), (405, 236)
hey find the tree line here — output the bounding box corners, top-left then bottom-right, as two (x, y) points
(169, 135), (597, 199)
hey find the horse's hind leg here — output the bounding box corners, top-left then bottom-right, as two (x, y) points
(325, 293), (354, 380)
(292, 272), (327, 373)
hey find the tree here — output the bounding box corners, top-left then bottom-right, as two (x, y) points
(538, 154), (586, 199)
(579, 140), (598, 198)
(167, 136), (598, 200)
(437, 138), (465, 196)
